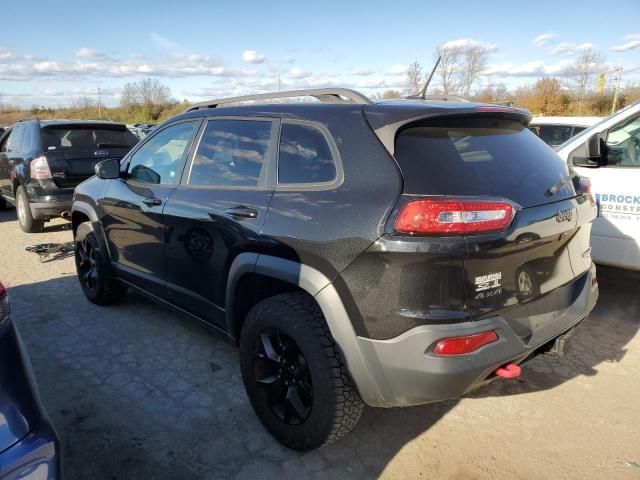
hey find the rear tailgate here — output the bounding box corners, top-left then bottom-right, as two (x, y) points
(42, 123), (138, 188)
(390, 113), (597, 341)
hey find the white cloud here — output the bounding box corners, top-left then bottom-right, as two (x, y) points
(532, 33), (557, 46)
(388, 64), (407, 75)
(349, 68), (374, 76)
(75, 48), (106, 59)
(550, 42), (594, 55)
(242, 50), (265, 64)
(611, 33), (640, 52)
(150, 32), (178, 50)
(288, 67), (312, 79)
(482, 58), (591, 78)
(0, 47), (14, 60)
(440, 38), (498, 52)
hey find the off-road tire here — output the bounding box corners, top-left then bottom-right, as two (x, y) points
(239, 291), (364, 451)
(74, 221), (126, 305)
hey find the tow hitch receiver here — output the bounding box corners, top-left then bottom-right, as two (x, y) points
(495, 363), (521, 379)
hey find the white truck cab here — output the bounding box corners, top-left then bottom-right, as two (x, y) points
(556, 102), (640, 271)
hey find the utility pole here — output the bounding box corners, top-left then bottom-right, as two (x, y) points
(97, 83), (102, 118)
(611, 61), (623, 115)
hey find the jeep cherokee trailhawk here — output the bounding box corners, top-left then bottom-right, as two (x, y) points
(71, 88), (599, 450)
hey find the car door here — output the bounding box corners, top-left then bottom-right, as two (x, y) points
(0, 126), (24, 200)
(0, 130), (12, 198)
(163, 117), (278, 326)
(101, 119), (201, 296)
(574, 112), (640, 270)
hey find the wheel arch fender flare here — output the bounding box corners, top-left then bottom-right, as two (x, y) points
(225, 253), (385, 406)
(72, 201), (111, 259)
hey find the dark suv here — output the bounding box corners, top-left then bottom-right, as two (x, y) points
(71, 88), (599, 451)
(0, 119), (138, 232)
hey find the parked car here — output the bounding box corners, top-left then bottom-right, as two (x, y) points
(0, 127), (5, 137)
(555, 101), (640, 271)
(529, 116), (601, 148)
(71, 88), (599, 451)
(0, 119), (138, 232)
(0, 281), (61, 478)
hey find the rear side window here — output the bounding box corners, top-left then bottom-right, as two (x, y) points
(41, 127), (138, 152)
(189, 119), (273, 188)
(535, 125), (574, 146)
(395, 117), (574, 208)
(278, 123), (337, 185)
(7, 126), (24, 153)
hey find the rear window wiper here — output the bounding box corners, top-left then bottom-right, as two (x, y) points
(545, 173), (577, 197)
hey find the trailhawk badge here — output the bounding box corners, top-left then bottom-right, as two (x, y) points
(474, 272), (502, 292)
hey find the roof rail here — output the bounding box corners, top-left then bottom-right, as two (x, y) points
(406, 94), (471, 102)
(185, 88), (372, 112)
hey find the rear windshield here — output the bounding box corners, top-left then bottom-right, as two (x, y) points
(394, 117), (575, 208)
(41, 126), (138, 153)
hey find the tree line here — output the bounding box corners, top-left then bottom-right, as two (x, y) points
(2, 44), (639, 126)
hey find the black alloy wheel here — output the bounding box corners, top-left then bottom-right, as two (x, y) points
(252, 328), (313, 425)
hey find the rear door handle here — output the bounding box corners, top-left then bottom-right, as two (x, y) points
(225, 206), (258, 219)
(142, 197), (162, 207)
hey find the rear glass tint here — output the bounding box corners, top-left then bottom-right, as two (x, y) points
(41, 127), (138, 153)
(395, 117), (575, 208)
(278, 123), (337, 184)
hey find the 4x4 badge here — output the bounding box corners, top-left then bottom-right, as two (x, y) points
(556, 208), (573, 223)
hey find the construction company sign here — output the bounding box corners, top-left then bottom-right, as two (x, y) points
(596, 193), (640, 222)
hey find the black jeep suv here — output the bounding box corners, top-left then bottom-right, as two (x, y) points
(0, 119), (138, 232)
(71, 88), (599, 451)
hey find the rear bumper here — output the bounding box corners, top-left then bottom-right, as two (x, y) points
(24, 181), (73, 219)
(0, 419), (61, 480)
(355, 267), (599, 407)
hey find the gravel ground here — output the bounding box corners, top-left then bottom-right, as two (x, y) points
(0, 209), (638, 480)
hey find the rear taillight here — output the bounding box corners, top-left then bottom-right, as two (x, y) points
(0, 281), (6, 300)
(394, 199), (514, 235)
(579, 177), (596, 206)
(433, 331), (499, 356)
(30, 156), (52, 180)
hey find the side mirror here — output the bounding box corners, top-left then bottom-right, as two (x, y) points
(571, 133), (604, 168)
(95, 158), (121, 179)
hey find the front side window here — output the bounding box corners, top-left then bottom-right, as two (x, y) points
(0, 130), (11, 153)
(278, 122), (337, 185)
(128, 121), (198, 184)
(604, 113), (640, 167)
(188, 119), (272, 187)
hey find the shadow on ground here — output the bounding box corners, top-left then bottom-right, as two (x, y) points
(8, 265), (639, 479)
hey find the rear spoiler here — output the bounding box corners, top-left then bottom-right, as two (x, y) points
(364, 103), (531, 156)
(42, 122), (128, 131)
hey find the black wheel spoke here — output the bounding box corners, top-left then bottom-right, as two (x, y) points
(260, 333), (281, 363)
(256, 373), (281, 385)
(286, 385), (308, 419)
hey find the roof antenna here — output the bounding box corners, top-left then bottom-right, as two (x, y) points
(411, 56), (441, 100)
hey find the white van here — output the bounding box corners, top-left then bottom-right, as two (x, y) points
(529, 116), (601, 147)
(556, 102), (640, 270)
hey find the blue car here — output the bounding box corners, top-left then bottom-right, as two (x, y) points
(0, 281), (61, 479)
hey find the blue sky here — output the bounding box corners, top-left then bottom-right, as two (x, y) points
(1, 0), (639, 107)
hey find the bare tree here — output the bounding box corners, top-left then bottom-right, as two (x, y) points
(435, 42), (492, 96)
(571, 48), (605, 114)
(460, 46), (490, 96)
(405, 61), (423, 96)
(436, 44), (463, 94)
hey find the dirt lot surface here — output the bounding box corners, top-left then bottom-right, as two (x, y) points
(0, 210), (638, 480)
